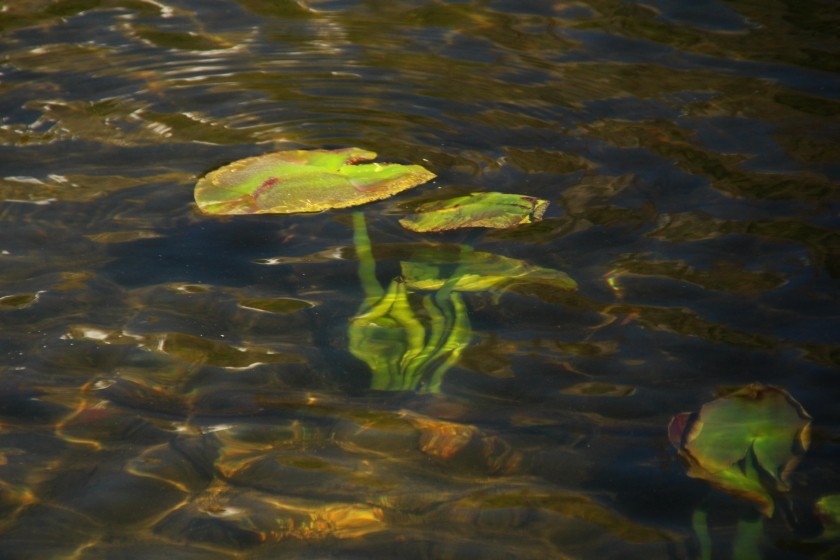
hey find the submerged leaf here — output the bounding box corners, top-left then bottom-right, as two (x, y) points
(669, 384), (811, 516)
(402, 251), (576, 293)
(349, 212), (472, 393)
(399, 192), (549, 232)
(348, 279), (471, 392)
(194, 147), (436, 215)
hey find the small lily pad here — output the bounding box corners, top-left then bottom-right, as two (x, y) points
(669, 384), (811, 516)
(399, 192), (549, 232)
(194, 147), (436, 215)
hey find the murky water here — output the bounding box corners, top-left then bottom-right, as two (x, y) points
(1, 1), (839, 558)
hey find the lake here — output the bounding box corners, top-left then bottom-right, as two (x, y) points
(1, 1), (839, 558)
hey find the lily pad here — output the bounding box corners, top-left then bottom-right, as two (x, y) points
(194, 147), (435, 215)
(402, 251), (577, 293)
(399, 192), (548, 232)
(668, 384), (811, 516)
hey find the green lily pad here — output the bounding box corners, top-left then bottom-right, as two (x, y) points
(194, 148), (435, 215)
(402, 251), (577, 293)
(399, 192), (549, 232)
(668, 384), (811, 516)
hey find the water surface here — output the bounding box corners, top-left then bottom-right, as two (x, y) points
(1, 1), (839, 558)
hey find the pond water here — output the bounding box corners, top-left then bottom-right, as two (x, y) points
(1, 1), (839, 558)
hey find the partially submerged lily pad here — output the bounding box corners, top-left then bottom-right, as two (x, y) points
(399, 192), (548, 232)
(402, 251), (577, 293)
(194, 147), (435, 215)
(668, 384), (811, 516)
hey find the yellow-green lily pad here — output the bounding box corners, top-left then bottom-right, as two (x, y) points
(399, 192), (548, 232)
(194, 147), (435, 215)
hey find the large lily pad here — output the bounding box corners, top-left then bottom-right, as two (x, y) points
(194, 148), (435, 215)
(668, 384), (811, 516)
(399, 192), (548, 232)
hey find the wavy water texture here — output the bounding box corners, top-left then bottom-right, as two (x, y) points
(0, 1), (839, 558)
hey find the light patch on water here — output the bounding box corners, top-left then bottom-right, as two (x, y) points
(223, 361), (266, 371)
(145, 121), (173, 137)
(2, 198), (56, 205)
(139, 0), (176, 18)
(202, 424), (235, 434)
(75, 328), (110, 341)
(4, 176), (45, 184)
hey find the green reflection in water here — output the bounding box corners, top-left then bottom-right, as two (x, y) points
(348, 212), (470, 393)
(347, 203), (580, 392)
